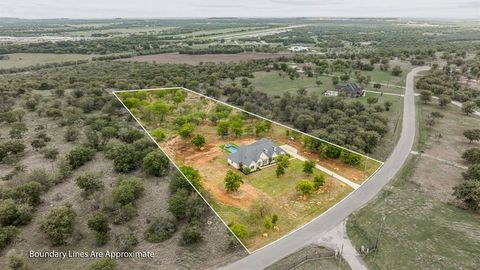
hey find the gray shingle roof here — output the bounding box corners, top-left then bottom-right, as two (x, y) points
(228, 138), (283, 166)
(335, 83), (364, 95)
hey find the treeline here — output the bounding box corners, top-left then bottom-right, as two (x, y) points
(179, 45), (281, 55)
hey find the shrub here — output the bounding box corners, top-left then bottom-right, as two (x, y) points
(143, 150), (170, 177)
(112, 203), (137, 224)
(453, 180), (480, 210)
(144, 213), (177, 242)
(0, 226), (17, 250)
(118, 128), (144, 143)
(6, 249), (29, 270)
(314, 174), (326, 189)
(228, 223), (247, 240)
(275, 164), (285, 177)
(90, 258), (116, 270)
(31, 139), (47, 150)
(182, 222), (202, 245)
(67, 147), (95, 169)
(168, 189), (189, 219)
(64, 127), (79, 142)
(9, 122), (28, 139)
(5, 181), (43, 206)
(185, 195), (206, 223)
(115, 231), (138, 252)
(296, 180), (315, 196)
(103, 139), (125, 159)
(0, 199), (32, 226)
(151, 129), (166, 141)
(75, 173), (104, 198)
(55, 157), (73, 182)
(88, 213), (110, 246)
(27, 168), (52, 189)
(340, 151), (362, 166)
(112, 176), (144, 206)
(42, 147), (59, 160)
(40, 204), (76, 245)
(462, 164), (480, 181)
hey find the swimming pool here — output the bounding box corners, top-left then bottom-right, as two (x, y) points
(224, 144), (239, 153)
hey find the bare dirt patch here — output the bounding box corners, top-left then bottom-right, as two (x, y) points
(120, 52), (294, 65)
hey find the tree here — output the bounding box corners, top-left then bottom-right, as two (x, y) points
(179, 123), (194, 138)
(67, 147), (95, 169)
(143, 150), (170, 176)
(439, 95), (451, 107)
(191, 134), (206, 149)
(463, 129), (480, 143)
(331, 76), (339, 85)
(151, 129), (166, 141)
(90, 258), (116, 270)
(88, 213), (110, 246)
(462, 101), (477, 115)
(296, 180), (315, 196)
(391, 65), (403, 76)
(303, 160), (315, 174)
(75, 173), (104, 198)
(462, 148), (480, 164)
(384, 101), (392, 111)
(462, 165), (480, 181)
(217, 121), (230, 137)
(366, 97), (379, 106)
(144, 213), (177, 242)
(112, 176), (144, 206)
(180, 165), (202, 190)
(224, 170), (243, 192)
(373, 83), (382, 90)
(40, 204), (76, 245)
(168, 188), (189, 219)
(314, 174), (325, 189)
(453, 180), (480, 210)
(420, 90), (432, 104)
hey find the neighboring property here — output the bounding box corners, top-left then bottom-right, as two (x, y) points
(335, 83), (365, 97)
(227, 138), (286, 172)
(288, 46), (309, 52)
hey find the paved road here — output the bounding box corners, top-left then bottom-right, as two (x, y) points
(223, 66), (430, 270)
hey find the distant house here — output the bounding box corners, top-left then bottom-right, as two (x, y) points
(335, 83), (365, 97)
(227, 139), (286, 172)
(288, 46), (309, 52)
(323, 90), (339, 97)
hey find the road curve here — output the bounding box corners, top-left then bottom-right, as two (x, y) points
(223, 66), (430, 270)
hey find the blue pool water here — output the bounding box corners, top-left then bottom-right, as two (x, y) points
(224, 144), (239, 153)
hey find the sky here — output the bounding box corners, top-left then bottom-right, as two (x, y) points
(0, 0), (479, 19)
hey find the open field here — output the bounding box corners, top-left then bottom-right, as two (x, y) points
(347, 100), (480, 270)
(0, 53), (93, 69)
(116, 88), (381, 251)
(121, 52), (294, 65)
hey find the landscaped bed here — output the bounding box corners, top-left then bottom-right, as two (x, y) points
(115, 87), (382, 251)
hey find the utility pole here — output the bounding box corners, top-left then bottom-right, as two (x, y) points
(374, 215), (386, 257)
(338, 243), (344, 270)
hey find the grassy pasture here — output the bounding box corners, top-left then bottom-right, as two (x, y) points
(0, 53), (93, 69)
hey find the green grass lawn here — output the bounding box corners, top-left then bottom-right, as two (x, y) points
(0, 53), (93, 69)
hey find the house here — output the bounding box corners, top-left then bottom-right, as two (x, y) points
(288, 46), (309, 52)
(227, 139), (286, 172)
(323, 90), (339, 97)
(335, 83), (365, 97)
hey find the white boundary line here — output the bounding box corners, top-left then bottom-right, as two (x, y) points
(114, 87), (384, 165)
(112, 90), (251, 254)
(112, 87), (385, 254)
